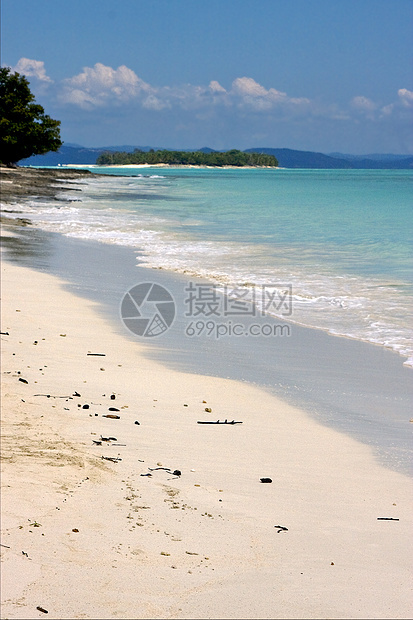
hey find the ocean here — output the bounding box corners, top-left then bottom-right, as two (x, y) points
(10, 166), (413, 368)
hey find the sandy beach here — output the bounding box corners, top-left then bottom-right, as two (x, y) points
(1, 169), (412, 619)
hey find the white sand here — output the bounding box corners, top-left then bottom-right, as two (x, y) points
(1, 259), (412, 619)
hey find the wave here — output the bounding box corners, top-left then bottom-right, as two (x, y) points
(2, 172), (412, 367)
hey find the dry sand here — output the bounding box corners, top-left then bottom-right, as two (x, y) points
(1, 255), (412, 619)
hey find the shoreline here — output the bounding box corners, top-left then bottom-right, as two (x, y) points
(62, 163), (279, 169)
(1, 167), (412, 476)
(3, 227), (412, 477)
(1, 165), (410, 371)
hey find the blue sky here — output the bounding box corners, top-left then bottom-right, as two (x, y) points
(2, 0), (412, 153)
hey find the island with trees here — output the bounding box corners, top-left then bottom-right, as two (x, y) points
(96, 148), (278, 167)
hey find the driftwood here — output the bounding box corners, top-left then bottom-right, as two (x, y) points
(101, 456), (122, 463)
(197, 419), (242, 425)
(147, 467), (182, 476)
(87, 353), (106, 356)
(377, 517), (399, 521)
(34, 394), (73, 399)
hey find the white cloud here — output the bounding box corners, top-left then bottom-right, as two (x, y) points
(62, 88), (99, 109)
(349, 89), (413, 121)
(59, 62), (152, 109)
(351, 96), (377, 111)
(209, 80), (226, 93)
(142, 94), (170, 111)
(232, 77), (269, 97)
(398, 88), (413, 108)
(230, 76), (310, 111)
(380, 103), (394, 116)
(12, 58), (52, 83)
(51, 63), (312, 115)
(378, 89), (413, 118)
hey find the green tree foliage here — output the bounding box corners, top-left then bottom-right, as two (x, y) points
(0, 67), (62, 166)
(96, 149), (278, 167)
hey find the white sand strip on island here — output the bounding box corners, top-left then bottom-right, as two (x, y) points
(62, 163), (278, 169)
(1, 259), (412, 620)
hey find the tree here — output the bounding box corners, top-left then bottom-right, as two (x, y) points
(0, 67), (62, 166)
(96, 148), (279, 167)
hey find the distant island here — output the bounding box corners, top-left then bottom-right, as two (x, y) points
(95, 149), (278, 167)
(22, 145), (413, 169)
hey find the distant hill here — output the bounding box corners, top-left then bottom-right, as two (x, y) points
(21, 145), (413, 169)
(327, 152), (413, 169)
(349, 157), (413, 169)
(329, 152), (411, 161)
(246, 148), (352, 169)
(93, 145), (163, 152)
(246, 148), (413, 169)
(22, 145), (108, 166)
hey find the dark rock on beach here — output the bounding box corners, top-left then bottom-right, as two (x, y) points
(1, 166), (92, 203)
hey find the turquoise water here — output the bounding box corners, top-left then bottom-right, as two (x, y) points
(7, 167), (413, 365)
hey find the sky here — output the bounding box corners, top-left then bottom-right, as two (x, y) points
(1, 0), (412, 154)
